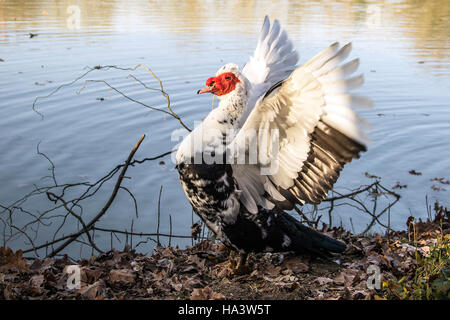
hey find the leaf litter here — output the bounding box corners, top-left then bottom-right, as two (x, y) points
(0, 212), (448, 300)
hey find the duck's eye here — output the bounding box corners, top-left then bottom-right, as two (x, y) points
(225, 76), (231, 80)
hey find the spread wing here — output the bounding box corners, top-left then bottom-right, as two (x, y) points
(241, 16), (299, 124)
(231, 42), (371, 214)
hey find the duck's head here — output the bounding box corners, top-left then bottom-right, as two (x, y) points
(197, 63), (246, 99)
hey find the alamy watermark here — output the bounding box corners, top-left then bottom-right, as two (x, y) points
(66, 264), (81, 290)
(366, 5), (382, 30)
(67, 5), (81, 30)
(366, 265), (381, 290)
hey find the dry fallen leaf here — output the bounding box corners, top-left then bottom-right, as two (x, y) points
(408, 170), (422, 176)
(333, 272), (356, 287)
(77, 280), (106, 299)
(109, 269), (136, 284)
(282, 257), (310, 274)
(0, 247), (29, 272)
(190, 286), (225, 300)
(29, 274), (44, 288)
(352, 290), (370, 300)
(315, 277), (334, 285)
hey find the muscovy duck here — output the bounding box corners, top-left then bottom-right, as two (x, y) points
(175, 16), (370, 267)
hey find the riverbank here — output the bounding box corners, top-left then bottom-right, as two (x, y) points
(0, 208), (448, 300)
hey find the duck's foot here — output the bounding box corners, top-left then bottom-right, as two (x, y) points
(217, 251), (251, 276)
(233, 252), (251, 275)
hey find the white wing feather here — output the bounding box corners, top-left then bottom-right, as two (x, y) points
(232, 42), (371, 213)
(241, 16), (299, 124)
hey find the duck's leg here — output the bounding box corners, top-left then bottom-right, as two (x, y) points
(216, 250), (251, 275)
(230, 251), (251, 275)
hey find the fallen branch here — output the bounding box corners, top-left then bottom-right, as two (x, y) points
(47, 134), (146, 257)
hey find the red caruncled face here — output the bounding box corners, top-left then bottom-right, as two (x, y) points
(198, 72), (240, 96)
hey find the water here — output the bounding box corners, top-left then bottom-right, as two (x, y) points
(1, 0), (449, 258)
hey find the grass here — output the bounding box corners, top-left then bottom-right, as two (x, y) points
(384, 218), (449, 300)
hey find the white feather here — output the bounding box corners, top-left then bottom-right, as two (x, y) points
(242, 16), (299, 123)
(231, 41), (371, 213)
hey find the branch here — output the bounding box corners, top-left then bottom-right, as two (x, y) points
(47, 134), (146, 257)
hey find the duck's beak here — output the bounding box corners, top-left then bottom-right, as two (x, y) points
(197, 86), (215, 94)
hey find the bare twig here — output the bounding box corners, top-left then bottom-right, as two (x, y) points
(33, 64), (191, 131)
(157, 186), (163, 246)
(47, 134), (146, 257)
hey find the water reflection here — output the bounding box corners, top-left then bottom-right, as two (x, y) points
(1, 0), (448, 75)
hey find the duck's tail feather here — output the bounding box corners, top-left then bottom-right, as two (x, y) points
(277, 211), (346, 257)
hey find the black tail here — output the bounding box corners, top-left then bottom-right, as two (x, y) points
(277, 211), (346, 257)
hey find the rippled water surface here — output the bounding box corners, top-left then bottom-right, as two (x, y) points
(1, 0), (449, 257)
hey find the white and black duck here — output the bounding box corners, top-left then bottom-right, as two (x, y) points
(175, 16), (371, 265)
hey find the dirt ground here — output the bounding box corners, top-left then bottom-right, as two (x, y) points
(0, 210), (448, 300)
